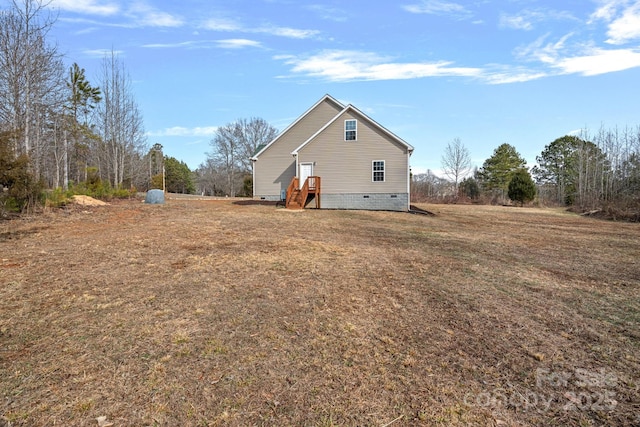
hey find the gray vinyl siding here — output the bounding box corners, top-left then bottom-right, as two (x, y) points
(297, 110), (409, 195)
(253, 98), (343, 198)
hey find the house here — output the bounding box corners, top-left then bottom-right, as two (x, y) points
(251, 94), (414, 211)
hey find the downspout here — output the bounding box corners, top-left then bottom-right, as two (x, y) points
(251, 159), (256, 198)
(407, 150), (412, 211)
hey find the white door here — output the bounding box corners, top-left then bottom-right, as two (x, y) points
(300, 163), (313, 187)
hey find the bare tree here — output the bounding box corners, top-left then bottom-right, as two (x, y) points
(206, 117), (277, 196)
(576, 125), (640, 211)
(209, 123), (239, 196)
(441, 137), (472, 195)
(0, 0), (63, 167)
(95, 51), (147, 188)
(195, 158), (225, 196)
(235, 117), (278, 171)
(411, 170), (451, 201)
(0, 2), (156, 195)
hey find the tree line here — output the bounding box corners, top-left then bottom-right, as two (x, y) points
(0, 0), (149, 214)
(533, 128), (640, 213)
(0, 0), (277, 209)
(143, 118), (278, 198)
(414, 128), (640, 219)
(412, 140), (534, 205)
(0, 0), (278, 213)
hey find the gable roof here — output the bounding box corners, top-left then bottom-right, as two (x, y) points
(251, 94), (344, 161)
(291, 104), (414, 155)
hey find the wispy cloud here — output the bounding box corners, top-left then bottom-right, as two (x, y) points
(500, 13), (536, 31)
(143, 39), (262, 50)
(482, 68), (548, 84)
(500, 9), (577, 31)
(277, 50), (481, 82)
(53, 0), (183, 28)
(605, 2), (640, 44)
(515, 33), (574, 64)
(589, 1), (640, 44)
(59, 16), (123, 27)
(402, 0), (472, 20)
(262, 26), (319, 39)
(276, 50), (553, 84)
(147, 127), (218, 137)
(143, 41), (201, 49)
(82, 48), (124, 58)
(278, 37), (640, 85)
(126, 2), (184, 27)
(52, 0), (119, 16)
(216, 39), (262, 49)
(555, 47), (640, 75)
(306, 4), (349, 22)
(516, 32), (640, 76)
(590, 0), (625, 22)
(201, 17), (243, 32)
(201, 17), (319, 39)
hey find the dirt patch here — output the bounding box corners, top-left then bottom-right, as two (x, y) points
(72, 195), (109, 206)
(0, 201), (638, 426)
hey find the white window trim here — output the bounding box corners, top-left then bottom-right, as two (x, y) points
(345, 119), (357, 141)
(372, 160), (385, 182)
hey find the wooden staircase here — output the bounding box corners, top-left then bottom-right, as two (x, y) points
(286, 176), (321, 209)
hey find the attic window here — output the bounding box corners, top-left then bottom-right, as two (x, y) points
(345, 119), (357, 141)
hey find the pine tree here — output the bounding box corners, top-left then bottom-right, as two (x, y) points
(459, 176), (480, 200)
(508, 168), (536, 206)
(532, 135), (608, 206)
(476, 143), (527, 203)
(164, 156), (195, 194)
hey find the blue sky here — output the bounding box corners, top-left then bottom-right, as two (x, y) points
(18, 0), (640, 174)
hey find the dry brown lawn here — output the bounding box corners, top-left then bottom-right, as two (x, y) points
(1, 199), (639, 426)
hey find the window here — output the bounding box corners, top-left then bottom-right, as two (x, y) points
(372, 160), (385, 182)
(345, 119), (357, 141)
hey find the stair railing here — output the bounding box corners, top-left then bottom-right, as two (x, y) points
(309, 176), (320, 208)
(298, 177), (310, 207)
(286, 177), (298, 208)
